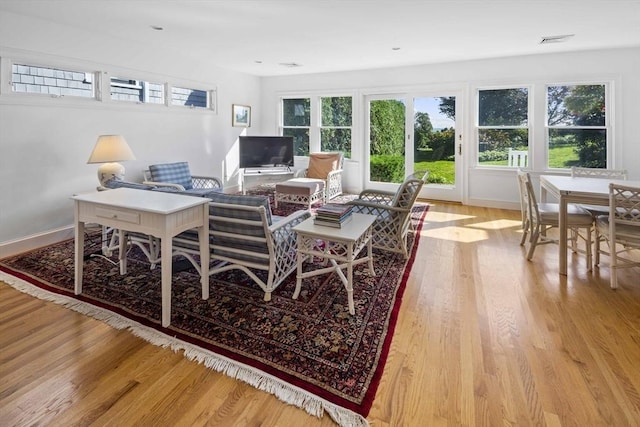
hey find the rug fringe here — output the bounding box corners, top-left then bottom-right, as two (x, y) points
(0, 271), (370, 427)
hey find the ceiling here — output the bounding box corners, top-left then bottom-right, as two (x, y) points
(0, 0), (639, 77)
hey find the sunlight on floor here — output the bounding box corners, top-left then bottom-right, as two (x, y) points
(422, 211), (476, 223)
(421, 225), (489, 243)
(466, 219), (522, 230)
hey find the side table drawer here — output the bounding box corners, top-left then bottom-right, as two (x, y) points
(95, 207), (140, 224)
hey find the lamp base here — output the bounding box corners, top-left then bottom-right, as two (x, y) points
(97, 162), (126, 186)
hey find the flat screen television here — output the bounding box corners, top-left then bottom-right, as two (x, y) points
(239, 136), (294, 168)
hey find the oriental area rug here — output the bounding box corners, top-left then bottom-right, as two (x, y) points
(0, 192), (428, 427)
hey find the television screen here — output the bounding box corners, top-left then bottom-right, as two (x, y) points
(239, 136), (294, 168)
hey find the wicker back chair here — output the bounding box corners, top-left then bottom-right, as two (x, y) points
(346, 174), (425, 258)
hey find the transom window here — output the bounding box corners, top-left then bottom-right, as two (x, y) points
(546, 84), (607, 169)
(11, 63), (94, 98)
(171, 86), (209, 108)
(110, 77), (165, 104)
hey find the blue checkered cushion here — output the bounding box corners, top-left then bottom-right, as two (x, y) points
(148, 162), (193, 190)
(103, 178), (156, 191)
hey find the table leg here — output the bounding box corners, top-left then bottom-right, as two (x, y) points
(74, 215), (85, 295)
(559, 196), (568, 275)
(367, 231), (375, 276)
(161, 236), (173, 327)
(347, 242), (355, 315)
(293, 235), (304, 299)
(119, 229), (127, 275)
(199, 205), (210, 300)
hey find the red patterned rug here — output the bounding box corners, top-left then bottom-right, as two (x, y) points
(0, 194), (428, 427)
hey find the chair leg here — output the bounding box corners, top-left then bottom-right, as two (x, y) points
(585, 226), (592, 272)
(519, 219), (529, 246)
(610, 243), (619, 290)
(594, 228), (601, 266)
(527, 229), (539, 260)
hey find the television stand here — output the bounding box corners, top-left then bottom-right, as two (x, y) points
(241, 167), (294, 194)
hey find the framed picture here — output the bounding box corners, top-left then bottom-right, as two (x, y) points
(232, 104), (251, 127)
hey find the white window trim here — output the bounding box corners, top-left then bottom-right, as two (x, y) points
(544, 81), (612, 170)
(474, 85), (533, 169)
(279, 93), (355, 157)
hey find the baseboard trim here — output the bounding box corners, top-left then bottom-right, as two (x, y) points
(0, 225), (74, 258)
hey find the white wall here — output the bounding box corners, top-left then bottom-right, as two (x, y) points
(259, 47), (640, 207)
(0, 47), (260, 255)
(2, 42), (639, 256)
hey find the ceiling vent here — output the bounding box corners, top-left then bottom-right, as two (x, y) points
(279, 62), (303, 68)
(540, 34), (574, 44)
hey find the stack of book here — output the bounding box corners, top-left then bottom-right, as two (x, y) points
(314, 203), (354, 228)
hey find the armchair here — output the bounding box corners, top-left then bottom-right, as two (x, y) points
(346, 172), (426, 258)
(144, 161), (223, 197)
(171, 192), (311, 301)
(275, 152), (343, 209)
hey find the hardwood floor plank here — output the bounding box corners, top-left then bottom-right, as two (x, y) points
(1, 201), (639, 426)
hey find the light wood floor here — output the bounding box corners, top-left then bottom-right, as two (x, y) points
(2, 202), (640, 426)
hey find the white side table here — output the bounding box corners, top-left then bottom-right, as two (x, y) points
(292, 213), (376, 315)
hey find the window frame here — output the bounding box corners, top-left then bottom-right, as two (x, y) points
(279, 93), (354, 158)
(544, 81), (611, 170)
(475, 85), (532, 169)
(319, 95), (353, 157)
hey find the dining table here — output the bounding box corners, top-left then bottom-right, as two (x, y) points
(539, 175), (640, 276)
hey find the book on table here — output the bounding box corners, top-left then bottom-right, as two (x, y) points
(316, 203), (353, 217)
(313, 214), (353, 228)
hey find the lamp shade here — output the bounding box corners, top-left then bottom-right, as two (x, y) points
(87, 135), (136, 164)
(87, 135), (136, 186)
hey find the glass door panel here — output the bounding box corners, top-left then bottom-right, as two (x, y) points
(414, 96), (456, 186)
(366, 92), (462, 201)
(368, 97), (406, 184)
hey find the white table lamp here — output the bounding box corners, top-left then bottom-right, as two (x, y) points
(87, 135), (136, 186)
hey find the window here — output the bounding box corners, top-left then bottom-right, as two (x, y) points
(320, 96), (352, 157)
(11, 63), (94, 98)
(171, 86), (208, 108)
(110, 77), (165, 104)
(477, 88), (529, 167)
(282, 98), (311, 156)
(546, 84), (607, 169)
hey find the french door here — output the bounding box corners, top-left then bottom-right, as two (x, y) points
(365, 91), (463, 202)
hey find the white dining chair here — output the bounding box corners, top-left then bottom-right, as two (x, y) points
(570, 167), (628, 217)
(594, 183), (640, 289)
(517, 170), (594, 269)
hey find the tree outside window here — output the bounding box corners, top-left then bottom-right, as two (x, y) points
(282, 98), (310, 156)
(477, 88), (529, 167)
(320, 96), (352, 158)
(547, 84), (606, 168)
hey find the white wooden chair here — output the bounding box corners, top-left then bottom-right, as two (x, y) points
(517, 170), (594, 268)
(508, 148), (528, 168)
(571, 166), (628, 217)
(594, 183), (640, 289)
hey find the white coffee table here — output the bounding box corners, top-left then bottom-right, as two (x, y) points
(292, 213), (376, 315)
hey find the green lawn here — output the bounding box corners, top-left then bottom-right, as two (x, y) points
(412, 145), (580, 184)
